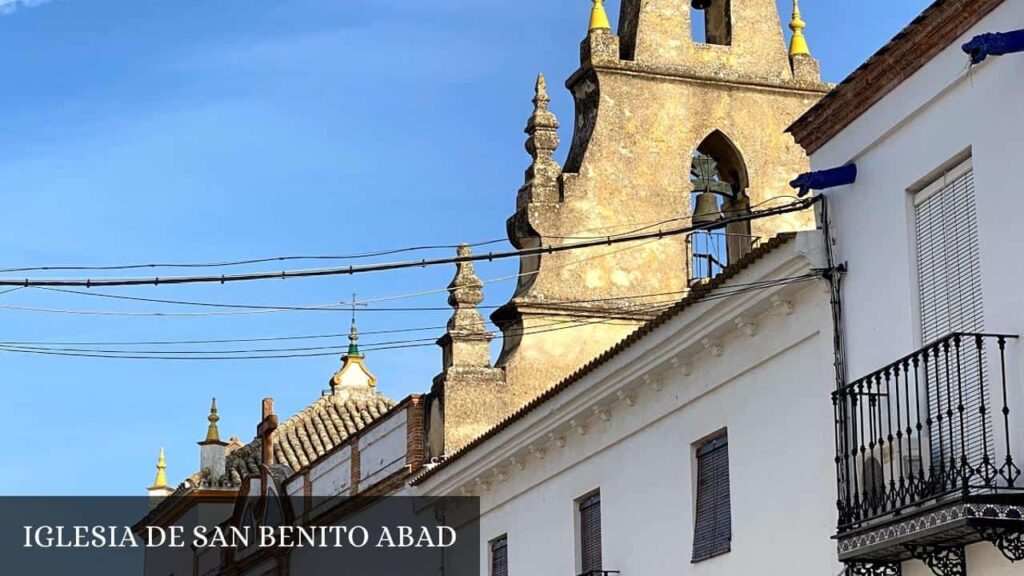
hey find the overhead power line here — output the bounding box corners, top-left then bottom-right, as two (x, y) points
(0, 198), (816, 289)
(0, 195), (800, 275)
(0, 273), (813, 318)
(0, 273), (822, 361)
(14, 234), (662, 316)
(0, 239), (508, 274)
(0, 305), (672, 360)
(0, 276), (814, 346)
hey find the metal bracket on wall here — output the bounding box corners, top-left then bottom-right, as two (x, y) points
(977, 526), (1024, 563)
(846, 561), (902, 576)
(906, 544), (966, 576)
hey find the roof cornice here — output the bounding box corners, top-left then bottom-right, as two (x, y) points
(788, 0), (1005, 154)
(412, 233), (821, 493)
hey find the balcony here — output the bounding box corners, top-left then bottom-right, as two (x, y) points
(832, 333), (1024, 575)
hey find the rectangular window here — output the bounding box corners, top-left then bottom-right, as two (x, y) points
(692, 433), (730, 562)
(578, 491), (602, 575)
(913, 158), (992, 464)
(914, 159), (983, 341)
(490, 535), (507, 576)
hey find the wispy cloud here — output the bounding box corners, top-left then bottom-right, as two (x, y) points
(0, 0), (54, 15)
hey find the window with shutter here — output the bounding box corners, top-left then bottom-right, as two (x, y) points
(490, 535), (507, 576)
(578, 492), (602, 575)
(914, 160), (992, 465)
(692, 434), (731, 563)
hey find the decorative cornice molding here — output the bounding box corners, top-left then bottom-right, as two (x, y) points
(788, 0), (1006, 154)
(413, 236), (819, 495)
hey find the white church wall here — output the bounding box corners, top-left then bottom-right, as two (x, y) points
(309, 445), (352, 497)
(358, 408), (408, 488)
(807, 3), (1024, 573)
(809, 0), (1024, 384)
(477, 285), (836, 576)
(417, 240), (840, 576)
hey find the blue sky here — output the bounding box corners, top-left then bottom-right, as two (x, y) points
(0, 0), (932, 495)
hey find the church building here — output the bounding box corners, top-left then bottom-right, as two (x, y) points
(131, 2), (1024, 576)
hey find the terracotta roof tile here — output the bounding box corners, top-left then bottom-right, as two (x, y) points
(225, 394), (395, 483)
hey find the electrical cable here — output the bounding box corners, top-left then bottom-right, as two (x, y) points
(0, 239), (508, 274)
(0, 273), (822, 360)
(0, 271), (815, 318)
(23, 235), (663, 314)
(0, 199), (816, 288)
(0, 194), (800, 275)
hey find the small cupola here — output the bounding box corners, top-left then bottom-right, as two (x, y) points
(329, 315), (378, 400)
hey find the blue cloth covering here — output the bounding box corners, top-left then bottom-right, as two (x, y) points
(789, 164), (858, 197)
(963, 29), (1024, 64)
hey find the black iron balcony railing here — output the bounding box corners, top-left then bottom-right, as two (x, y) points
(832, 332), (1023, 532)
(576, 571), (620, 576)
(685, 231), (761, 284)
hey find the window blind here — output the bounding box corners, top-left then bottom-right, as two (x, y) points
(490, 535), (507, 576)
(578, 492), (602, 574)
(692, 434), (731, 562)
(914, 162), (992, 465)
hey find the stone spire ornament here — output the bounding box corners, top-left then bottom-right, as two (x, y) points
(589, 0), (611, 32)
(442, 244), (491, 367)
(432, 244), (507, 454)
(788, 0), (810, 56)
(347, 317), (361, 357)
(198, 397), (228, 484)
(152, 448), (168, 489)
(518, 73), (561, 207)
(147, 447), (174, 499)
(204, 398), (221, 443)
(787, 0), (821, 82)
(329, 298), (377, 399)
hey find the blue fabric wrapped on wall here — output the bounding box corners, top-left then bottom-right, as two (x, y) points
(790, 165), (858, 197)
(963, 29), (1024, 64)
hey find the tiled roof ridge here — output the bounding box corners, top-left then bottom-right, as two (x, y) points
(788, 0), (1005, 154)
(225, 393), (395, 483)
(411, 233), (799, 486)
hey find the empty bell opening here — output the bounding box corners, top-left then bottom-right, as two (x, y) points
(691, 0), (714, 10)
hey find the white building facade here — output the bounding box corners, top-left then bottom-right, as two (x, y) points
(790, 0), (1024, 574)
(413, 233), (843, 576)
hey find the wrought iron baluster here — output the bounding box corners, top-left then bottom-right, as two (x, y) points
(953, 335), (970, 489)
(975, 335), (997, 484)
(996, 337), (1021, 487)
(925, 348), (943, 495)
(859, 381), (871, 517)
(893, 365), (907, 506)
(884, 370), (897, 510)
(850, 388), (862, 522)
(913, 355), (927, 497)
(834, 391), (847, 526)
(942, 341), (957, 491)
(868, 377), (881, 514)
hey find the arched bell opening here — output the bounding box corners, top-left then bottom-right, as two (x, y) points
(690, 0), (733, 46)
(688, 130), (755, 284)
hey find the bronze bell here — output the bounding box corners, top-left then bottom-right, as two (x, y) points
(691, 0), (713, 10)
(691, 191), (723, 226)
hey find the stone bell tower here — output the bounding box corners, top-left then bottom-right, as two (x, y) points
(492, 0), (830, 404)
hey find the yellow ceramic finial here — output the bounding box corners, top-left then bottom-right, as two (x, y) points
(204, 398), (221, 443)
(152, 447), (168, 489)
(789, 0), (810, 56)
(589, 0), (611, 32)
